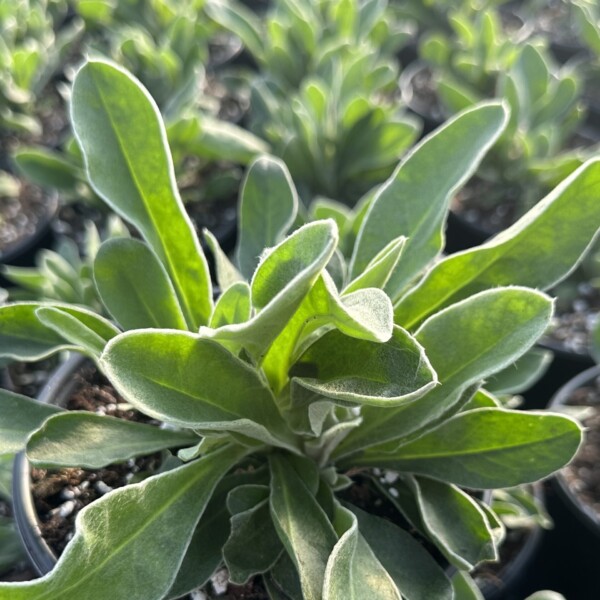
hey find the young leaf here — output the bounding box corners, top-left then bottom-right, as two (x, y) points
(71, 59), (212, 329)
(209, 282), (251, 328)
(451, 571), (485, 600)
(355, 408), (583, 489)
(323, 503), (401, 600)
(485, 349), (553, 395)
(224, 499), (283, 584)
(395, 159), (600, 329)
(0, 444), (247, 600)
(0, 302), (118, 361)
(94, 238), (188, 331)
(202, 221), (338, 361)
(406, 476), (497, 570)
(101, 330), (298, 452)
(348, 503), (454, 600)
(26, 412), (199, 468)
(14, 147), (81, 190)
(350, 102), (508, 298)
(0, 390), (63, 454)
(237, 156), (299, 279)
(336, 287), (552, 457)
(292, 326), (436, 407)
(35, 307), (114, 359)
(343, 236), (406, 294)
(269, 453), (338, 600)
(203, 229), (243, 293)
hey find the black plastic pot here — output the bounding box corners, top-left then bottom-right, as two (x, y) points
(522, 341), (594, 410)
(12, 354), (86, 575)
(0, 189), (59, 284)
(398, 61), (445, 137)
(549, 365), (600, 536)
(476, 486), (545, 600)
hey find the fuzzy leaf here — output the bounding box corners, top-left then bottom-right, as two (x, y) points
(202, 221), (338, 361)
(336, 287), (552, 457)
(0, 390), (63, 454)
(485, 349), (553, 395)
(237, 156), (299, 279)
(204, 229), (243, 292)
(406, 477), (496, 570)
(0, 444), (246, 600)
(292, 326), (436, 407)
(350, 102), (508, 299)
(0, 302), (118, 361)
(396, 159), (600, 329)
(269, 453), (338, 600)
(323, 504), (400, 600)
(209, 282), (251, 328)
(26, 412), (198, 468)
(71, 59), (212, 329)
(349, 503), (454, 600)
(101, 330), (298, 452)
(355, 408), (583, 489)
(94, 238), (188, 331)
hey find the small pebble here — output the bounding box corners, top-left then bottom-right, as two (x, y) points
(190, 590), (207, 600)
(58, 500), (76, 518)
(383, 471), (398, 484)
(60, 489), (75, 500)
(95, 481), (113, 496)
(211, 568), (229, 595)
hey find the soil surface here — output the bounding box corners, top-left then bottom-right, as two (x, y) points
(544, 284), (600, 355)
(560, 375), (600, 520)
(0, 184), (57, 258)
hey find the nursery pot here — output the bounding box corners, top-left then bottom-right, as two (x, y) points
(474, 486), (545, 600)
(398, 60), (445, 137)
(0, 188), (59, 282)
(12, 354), (86, 575)
(549, 364), (600, 538)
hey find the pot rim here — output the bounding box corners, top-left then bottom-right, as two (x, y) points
(549, 363), (600, 537)
(0, 187), (59, 265)
(12, 353), (87, 576)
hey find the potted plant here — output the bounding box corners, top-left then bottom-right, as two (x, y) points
(0, 59), (599, 599)
(207, 0), (420, 204)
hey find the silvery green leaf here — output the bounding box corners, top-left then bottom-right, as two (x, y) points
(0, 444), (247, 600)
(203, 229), (244, 293)
(269, 453), (338, 600)
(262, 272), (393, 392)
(405, 476), (497, 570)
(26, 412), (199, 468)
(209, 282), (251, 328)
(94, 238), (188, 331)
(224, 498), (283, 584)
(101, 330), (298, 452)
(0, 390), (63, 454)
(396, 159), (600, 330)
(343, 236), (406, 294)
(336, 287), (552, 457)
(354, 408), (583, 489)
(71, 60), (212, 329)
(451, 572), (485, 600)
(292, 326), (436, 407)
(0, 302), (118, 361)
(485, 349), (553, 395)
(323, 503), (401, 600)
(237, 156), (299, 279)
(35, 307), (115, 359)
(348, 503), (453, 600)
(202, 220), (338, 362)
(350, 102), (508, 299)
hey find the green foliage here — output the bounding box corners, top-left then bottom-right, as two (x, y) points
(0, 60), (597, 599)
(210, 0), (419, 203)
(418, 6), (595, 220)
(0, 0), (82, 137)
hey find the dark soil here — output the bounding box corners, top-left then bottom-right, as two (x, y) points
(451, 177), (521, 236)
(3, 357), (59, 398)
(561, 376), (600, 520)
(544, 284), (600, 355)
(0, 184), (57, 258)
